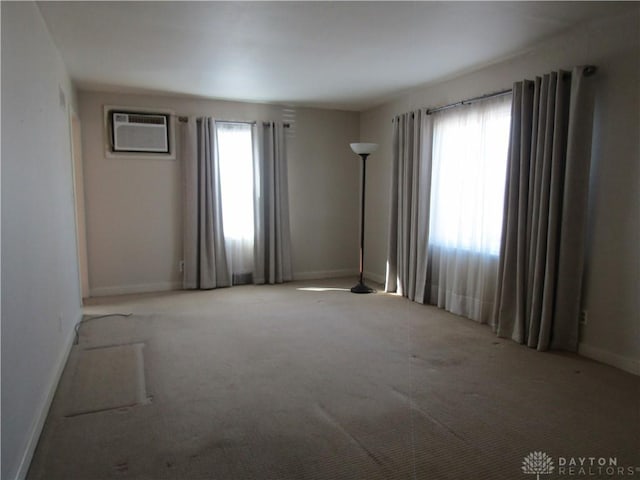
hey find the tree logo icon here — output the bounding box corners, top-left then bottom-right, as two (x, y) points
(522, 451), (554, 479)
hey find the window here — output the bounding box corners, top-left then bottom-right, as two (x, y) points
(216, 122), (254, 241)
(216, 122), (254, 276)
(429, 94), (512, 255)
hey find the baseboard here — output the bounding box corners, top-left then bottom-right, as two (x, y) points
(292, 269), (356, 281)
(578, 342), (640, 376)
(364, 270), (386, 286)
(14, 315), (79, 480)
(90, 281), (181, 297)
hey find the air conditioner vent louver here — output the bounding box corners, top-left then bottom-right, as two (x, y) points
(110, 110), (170, 154)
(127, 114), (166, 125)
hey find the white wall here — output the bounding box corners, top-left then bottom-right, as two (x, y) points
(360, 9), (640, 373)
(78, 91), (360, 295)
(1, 3), (82, 479)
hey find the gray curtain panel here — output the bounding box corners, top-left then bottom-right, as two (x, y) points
(493, 67), (596, 351)
(385, 110), (433, 302)
(252, 121), (293, 284)
(181, 117), (231, 289)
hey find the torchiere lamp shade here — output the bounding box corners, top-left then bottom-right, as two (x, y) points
(350, 143), (379, 155)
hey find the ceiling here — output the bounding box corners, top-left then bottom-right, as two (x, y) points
(38, 1), (631, 111)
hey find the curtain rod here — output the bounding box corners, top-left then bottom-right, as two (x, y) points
(426, 88), (513, 115)
(176, 116), (289, 127)
(212, 119), (256, 125)
(420, 64), (597, 117)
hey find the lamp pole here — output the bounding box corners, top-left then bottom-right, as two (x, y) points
(349, 142), (378, 294)
(352, 153), (372, 293)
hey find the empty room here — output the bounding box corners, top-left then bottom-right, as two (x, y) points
(2, 1), (639, 479)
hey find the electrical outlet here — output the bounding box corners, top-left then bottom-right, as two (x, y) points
(179, 260), (185, 272)
(579, 310), (588, 325)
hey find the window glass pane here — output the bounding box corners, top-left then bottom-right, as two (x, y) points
(429, 95), (512, 255)
(216, 123), (254, 242)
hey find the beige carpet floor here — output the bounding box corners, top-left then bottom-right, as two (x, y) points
(28, 278), (640, 479)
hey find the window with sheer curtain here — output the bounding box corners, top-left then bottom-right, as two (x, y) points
(216, 122), (255, 282)
(429, 95), (512, 256)
(424, 94), (512, 324)
(385, 95), (512, 322)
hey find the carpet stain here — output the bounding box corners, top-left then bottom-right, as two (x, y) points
(426, 357), (464, 367)
(463, 391), (483, 399)
(208, 439), (239, 449)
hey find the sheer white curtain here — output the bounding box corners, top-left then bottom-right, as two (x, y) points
(216, 122), (255, 284)
(426, 95), (512, 323)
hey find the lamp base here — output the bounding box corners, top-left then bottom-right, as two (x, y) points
(350, 282), (374, 294)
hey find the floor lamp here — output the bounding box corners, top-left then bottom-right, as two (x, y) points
(349, 142), (378, 294)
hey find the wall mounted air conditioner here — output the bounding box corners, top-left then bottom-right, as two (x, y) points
(110, 110), (170, 154)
